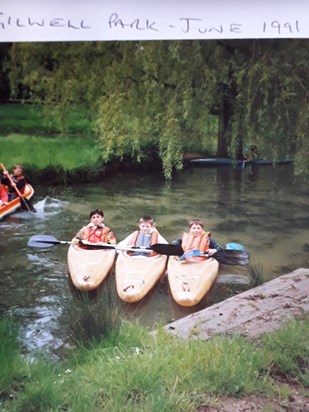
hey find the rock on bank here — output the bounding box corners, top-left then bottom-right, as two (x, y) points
(165, 268), (309, 340)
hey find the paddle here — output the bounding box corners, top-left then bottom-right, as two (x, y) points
(27, 234), (184, 256)
(0, 163), (36, 213)
(225, 242), (245, 250)
(179, 249), (250, 265)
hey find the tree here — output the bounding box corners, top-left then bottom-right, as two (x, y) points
(5, 40), (309, 179)
(0, 43), (12, 102)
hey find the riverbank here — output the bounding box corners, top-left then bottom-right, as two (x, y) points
(1, 318), (308, 411)
(0, 134), (167, 185)
(1, 269), (308, 411)
(0, 103), (215, 184)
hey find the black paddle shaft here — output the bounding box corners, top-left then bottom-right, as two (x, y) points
(20, 196), (36, 213)
(27, 235), (184, 256)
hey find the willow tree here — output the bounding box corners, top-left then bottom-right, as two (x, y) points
(96, 41), (220, 178)
(8, 42), (116, 132)
(95, 39), (309, 178)
(6, 40), (309, 178)
(229, 39), (309, 178)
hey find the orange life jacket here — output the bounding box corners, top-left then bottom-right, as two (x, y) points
(80, 225), (111, 243)
(129, 230), (159, 256)
(181, 231), (211, 253)
(0, 184), (8, 202)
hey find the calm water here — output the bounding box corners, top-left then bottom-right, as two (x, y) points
(0, 164), (308, 357)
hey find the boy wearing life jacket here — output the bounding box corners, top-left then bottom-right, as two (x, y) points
(1, 164), (27, 202)
(179, 218), (221, 260)
(117, 215), (167, 256)
(73, 208), (116, 245)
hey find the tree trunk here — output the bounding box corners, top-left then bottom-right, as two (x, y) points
(217, 101), (231, 157)
(217, 77), (237, 158)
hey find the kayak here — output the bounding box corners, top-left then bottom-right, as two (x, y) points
(167, 256), (219, 307)
(115, 251), (168, 303)
(67, 243), (116, 291)
(189, 158), (294, 166)
(0, 184), (34, 220)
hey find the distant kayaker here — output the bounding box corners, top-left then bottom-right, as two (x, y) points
(72, 208), (116, 245)
(175, 218), (222, 260)
(1, 164), (27, 202)
(242, 144), (258, 164)
(117, 215), (167, 255)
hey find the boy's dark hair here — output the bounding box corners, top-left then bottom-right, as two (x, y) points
(139, 215), (154, 225)
(189, 218), (204, 228)
(89, 208), (104, 219)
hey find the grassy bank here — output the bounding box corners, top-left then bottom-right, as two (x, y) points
(1, 315), (308, 411)
(0, 134), (164, 185)
(1, 134), (101, 170)
(0, 103), (218, 184)
(0, 104), (105, 184)
(0, 134), (104, 184)
(0, 103), (93, 135)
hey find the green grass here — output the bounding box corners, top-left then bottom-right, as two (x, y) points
(0, 103), (94, 135)
(0, 103), (219, 183)
(68, 280), (128, 348)
(0, 134), (102, 172)
(0, 318), (26, 397)
(0, 316), (308, 411)
(262, 317), (309, 385)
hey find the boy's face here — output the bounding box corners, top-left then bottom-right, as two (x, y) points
(189, 223), (203, 236)
(91, 213), (104, 226)
(139, 221), (152, 234)
(13, 167), (23, 177)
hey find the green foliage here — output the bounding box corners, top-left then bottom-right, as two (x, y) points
(95, 41), (220, 178)
(4, 40), (309, 178)
(68, 280), (127, 348)
(0, 317), (308, 411)
(0, 317), (25, 396)
(262, 317), (309, 385)
(232, 40), (309, 175)
(13, 361), (63, 412)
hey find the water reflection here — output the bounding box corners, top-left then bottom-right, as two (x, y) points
(0, 165), (308, 356)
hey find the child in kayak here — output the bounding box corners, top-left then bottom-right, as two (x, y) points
(117, 215), (167, 255)
(73, 208), (116, 245)
(175, 218), (222, 260)
(1, 164), (27, 202)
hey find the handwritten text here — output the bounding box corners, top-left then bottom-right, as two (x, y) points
(0, 12), (91, 30)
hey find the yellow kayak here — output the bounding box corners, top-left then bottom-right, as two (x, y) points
(67, 243), (116, 291)
(115, 251), (168, 303)
(167, 256), (219, 307)
(0, 184), (34, 220)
